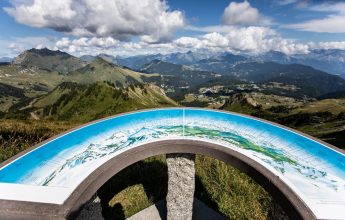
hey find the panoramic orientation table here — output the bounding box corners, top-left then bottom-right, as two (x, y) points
(0, 108), (344, 219)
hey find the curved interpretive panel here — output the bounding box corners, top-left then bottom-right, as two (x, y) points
(0, 108), (344, 219)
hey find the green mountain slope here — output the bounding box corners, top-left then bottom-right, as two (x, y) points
(0, 83), (26, 112)
(0, 82), (25, 98)
(26, 82), (177, 122)
(142, 58), (345, 99)
(68, 58), (159, 86)
(0, 56), (162, 112)
(140, 59), (243, 100)
(0, 64), (64, 97)
(220, 93), (262, 115)
(232, 62), (345, 98)
(12, 48), (86, 74)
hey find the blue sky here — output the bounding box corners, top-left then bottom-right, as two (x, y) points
(0, 0), (345, 57)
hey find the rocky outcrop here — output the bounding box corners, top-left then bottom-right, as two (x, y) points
(222, 93), (258, 108)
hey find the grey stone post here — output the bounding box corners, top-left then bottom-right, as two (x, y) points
(166, 153), (196, 220)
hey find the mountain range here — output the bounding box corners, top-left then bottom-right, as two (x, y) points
(140, 57), (345, 98)
(78, 48), (345, 98)
(1, 48), (345, 116)
(81, 49), (345, 78)
(0, 57), (12, 63)
(0, 49), (170, 115)
(81, 51), (212, 70)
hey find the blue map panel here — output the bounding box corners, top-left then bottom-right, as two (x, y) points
(0, 108), (344, 219)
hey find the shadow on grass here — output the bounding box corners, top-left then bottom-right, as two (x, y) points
(96, 155), (288, 220)
(320, 130), (345, 150)
(97, 157), (168, 220)
(194, 175), (222, 215)
(109, 203), (125, 220)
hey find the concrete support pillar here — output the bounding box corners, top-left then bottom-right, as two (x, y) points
(166, 153), (196, 220)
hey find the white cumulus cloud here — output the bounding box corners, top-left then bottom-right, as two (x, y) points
(1, 36), (54, 56)
(221, 1), (271, 26)
(311, 41), (345, 50)
(173, 26), (309, 55)
(55, 37), (119, 53)
(28, 34), (345, 57)
(53, 25), (314, 56)
(174, 37), (202, 48)
(5, 0), (185, 43)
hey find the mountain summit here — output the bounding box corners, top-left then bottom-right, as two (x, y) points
(12, 48), (86, 74)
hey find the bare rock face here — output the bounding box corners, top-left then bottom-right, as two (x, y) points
(166, 153), (195, 220)
(12, 51), (28, 65)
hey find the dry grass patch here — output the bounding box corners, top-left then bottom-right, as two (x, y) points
(108, 184), (152, 218)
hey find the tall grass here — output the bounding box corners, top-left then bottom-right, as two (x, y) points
(195, 155), (287, 220)
(0, 119), (73, 162)
(98, 156), (167, 219)
(97, 154), (287, 219)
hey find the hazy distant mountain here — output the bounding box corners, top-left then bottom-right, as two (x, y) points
(232, 62), (345, 97)
(113, 49), (345, 78)
(191, 52), (248, 74)
(160, 51), (211, 65)
(80, 54), (117, 64)
(254, 51), (298, 64)
(140, 59), (194, 76)
(142, 58), (345, 98)
(79, 51), (211, 70)
(252, 50), (345, 78)
(80, 55), (97, 62)
(140, 59), (236, 84)
(293, 49), (345, 77)
(81, 51), (248, 71)
(118, 52), (209, 69)
(190, 49), (345, 78)
(12, 48), (86, 74)
(114, 51), (211, 68)
(0, 57), (13, 62)
(140, 59), (243, 100)
(219, 52), (248, 63)
(115, 54), (163, 70)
